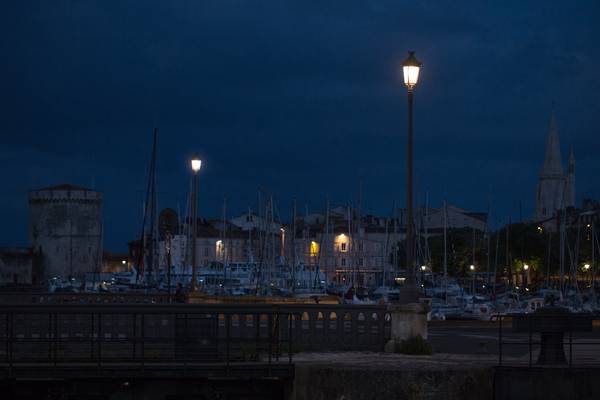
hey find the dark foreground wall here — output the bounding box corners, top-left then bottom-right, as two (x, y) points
(494, 367), (600, 400)
(0, 378), (290, 400)
(292, 365), (600, 400)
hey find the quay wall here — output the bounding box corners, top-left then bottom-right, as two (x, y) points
(292, 363), (492, 400)
(291, 363), (600, 400)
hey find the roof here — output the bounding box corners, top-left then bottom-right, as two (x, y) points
(34, 183), (96, 192)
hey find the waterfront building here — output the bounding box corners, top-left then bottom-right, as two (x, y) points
(0, 247), (40, 286)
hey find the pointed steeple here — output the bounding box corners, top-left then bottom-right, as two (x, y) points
(568, 146), (575, 175)
(541, 112), (563, 177)
(565, 145), (576, 207)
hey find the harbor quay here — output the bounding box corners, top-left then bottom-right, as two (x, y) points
(3, 2), (600, 399)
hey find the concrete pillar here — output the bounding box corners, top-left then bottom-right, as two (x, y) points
(384, 303), (429, 353)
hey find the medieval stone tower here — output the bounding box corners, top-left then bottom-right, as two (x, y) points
(29, 184), (103, 281)
(535, 112), (575, 220)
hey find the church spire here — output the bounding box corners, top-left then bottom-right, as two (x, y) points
(540, 111), (563, 177)
(566, 145), (576, 208)
(568, 146), (575, 175)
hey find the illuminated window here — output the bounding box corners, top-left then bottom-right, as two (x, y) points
(341, 243), (347, 252)
(216, 240), (224, 257)
(310, 241), (320, 258)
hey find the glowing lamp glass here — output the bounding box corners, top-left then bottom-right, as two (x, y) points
(403, 66), (420, 88)
(402, 51), (422, 89)
(191, 157), (202, 172)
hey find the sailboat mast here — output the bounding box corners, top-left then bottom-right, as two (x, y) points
(592, 220), (596, 299)
(292, 198), (297, 292)
(443, 199), (448, 303)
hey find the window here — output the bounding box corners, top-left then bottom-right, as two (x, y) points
(204, 248), (209, 257)
(341, 243), (347, 252)
(341, 258), (346, 266)
(358, 258), (364, 266)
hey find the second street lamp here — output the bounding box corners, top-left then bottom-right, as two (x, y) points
(399, 51), (422, 304)
(190, 155), (202, 291)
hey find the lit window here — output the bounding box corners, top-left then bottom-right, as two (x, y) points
(341, 243), (347, 252)
(310, 241), (319, 258)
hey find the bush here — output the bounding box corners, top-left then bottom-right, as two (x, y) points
(398, 335), (433, 355)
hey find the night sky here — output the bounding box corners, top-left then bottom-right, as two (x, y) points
(1, 1), (599, 251)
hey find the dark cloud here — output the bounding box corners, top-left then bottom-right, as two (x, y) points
(1, 0), (599, 249)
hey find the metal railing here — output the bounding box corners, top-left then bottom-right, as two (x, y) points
(497, 314), (600, 367)
(0, 303), (390, 378)
(0, 292), (173, 304)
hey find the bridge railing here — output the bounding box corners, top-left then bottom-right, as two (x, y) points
(0, 304), (390, 376)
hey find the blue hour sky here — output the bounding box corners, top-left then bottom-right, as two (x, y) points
(1, 1), (599, 250)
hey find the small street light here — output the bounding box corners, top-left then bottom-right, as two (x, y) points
(584, 264), (591, 271)
(398, 50), (422, 304)
(190, 154), (202, 291)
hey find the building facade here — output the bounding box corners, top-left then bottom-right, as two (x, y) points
(0, 247), (40, 286)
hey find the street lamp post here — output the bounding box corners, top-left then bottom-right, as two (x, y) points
(523, 263), (529, 288)
(470, 264), (476, 294)
(190, 155), (202, 291)
(399, 51), (422, 304)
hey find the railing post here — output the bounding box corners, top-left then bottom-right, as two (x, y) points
(8, 312), (13, 375)
(528, 316), (532, 367)
(97, 313), (102, 369)
(255, 313), (260, 360)
(268, 313), (273, 365)
(569, 327), (573, 367)
(54, 312), (58, 367)
(90, 313), (94, 361)
(48, 313), (52, 362)
(141, 313), (145, 371)
(132, 312), (137, 361)
(288, 312), (293, 364)
(498, 315), (503, 365)
(4, 313), (8, 365)
(226, 313), (230, 374)
(184, 312), (188, 370)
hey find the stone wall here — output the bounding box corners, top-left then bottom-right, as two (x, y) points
(29, 184), (102, 281)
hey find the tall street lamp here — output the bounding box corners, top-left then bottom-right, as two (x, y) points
(190, 155), (202, 290)
(399, 50), (422, 304)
